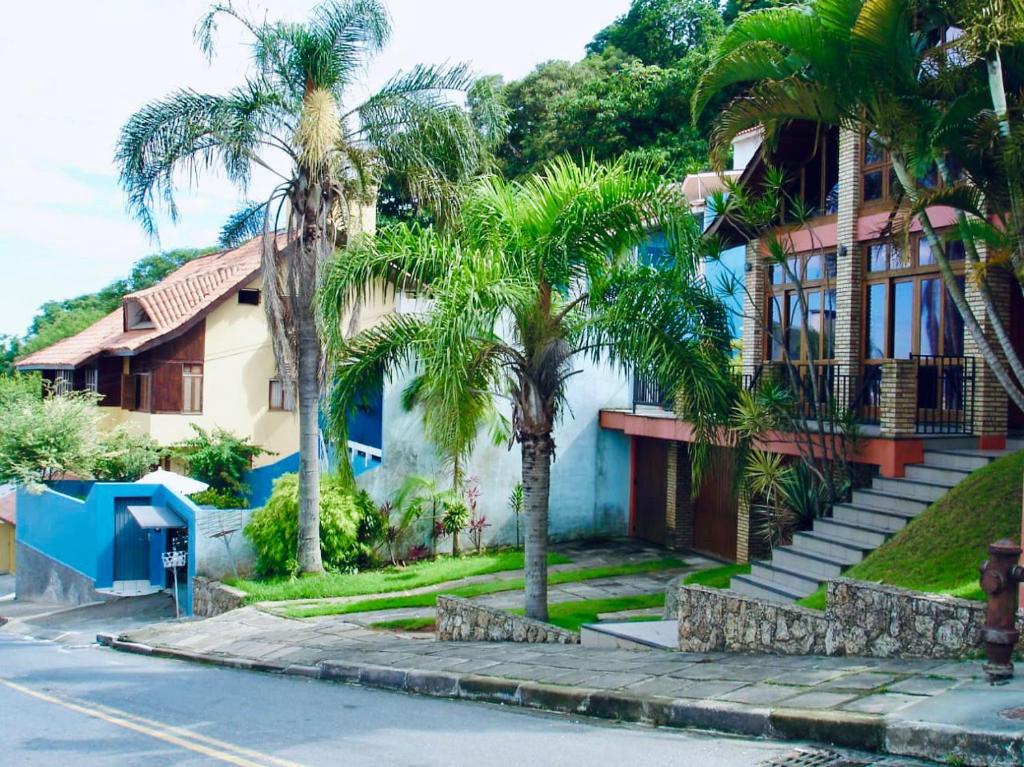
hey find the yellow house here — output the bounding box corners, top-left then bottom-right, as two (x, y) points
(16, 232), (392, 480)
(0, 489), (15, 574)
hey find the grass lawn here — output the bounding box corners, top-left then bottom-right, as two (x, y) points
(683, 563), (750, 589)
(510, 593), (666, 632)
(797, 449), (1024, 609)
(368, 617), (436, 632)
(284, 557), (686, 618)
(233, 550), (571, 603)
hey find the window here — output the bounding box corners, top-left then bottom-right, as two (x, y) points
(183, 364), (203, 414)
(238, 289), (261, 306)
(269, 379), (294, 411)
(53, 370), (73, 395)
(766, 251), (837, 362)
(863, 234), (966, 361)
(862, 132), (901, 203)
(84, 368), (98, 393)
(136, 373), (152, 412)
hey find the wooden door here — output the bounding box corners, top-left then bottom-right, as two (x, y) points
(114, 498), (150, 581)
(633, 439), (668, 545)
(693, 448), (738, 560)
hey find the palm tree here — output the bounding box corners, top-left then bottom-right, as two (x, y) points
(320, 157), (734, 619)
(115, 0), (503, 573)
(692, 0), (1024, 412)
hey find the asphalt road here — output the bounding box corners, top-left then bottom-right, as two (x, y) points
(0, 633), (796, 767)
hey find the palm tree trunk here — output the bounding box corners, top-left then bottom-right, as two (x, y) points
(521, 435), (551, 621)
(296, 302), (324, 574)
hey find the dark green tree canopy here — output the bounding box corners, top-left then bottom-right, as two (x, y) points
(587, 0), (725, 67)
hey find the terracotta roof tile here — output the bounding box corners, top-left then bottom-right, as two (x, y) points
(17, 236), (278, 369)
(0, 489), (15, 526)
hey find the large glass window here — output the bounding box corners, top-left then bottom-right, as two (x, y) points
(766, 251), (836, 362)
(183, 364), (203, 414)
(866, 283), (887, 359)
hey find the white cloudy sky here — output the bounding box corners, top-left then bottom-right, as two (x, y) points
(0, 0), (630, 337)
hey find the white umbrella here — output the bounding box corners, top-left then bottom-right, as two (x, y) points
(136, 469), (209, 496)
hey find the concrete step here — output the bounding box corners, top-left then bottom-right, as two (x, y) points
(850, 489), (928, 516)
(730, 574), (803, 603)
(833, 503), (914, 533)
(791, 531), (869, 565)
(770, 546), (847, 579)
(749, 562), (820, 597)
(921, 450), (992, 472)
(580, 620), (678, 651)
(871, 476), (949, 502)
(904, 463), (972, 487)
(813, 518), (891, 548)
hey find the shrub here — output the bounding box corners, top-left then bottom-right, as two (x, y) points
(190, 487), (247, 509)
(244, 473), (375, 577)
(172, 425), (269, 496)
(93, 428), (164, 481)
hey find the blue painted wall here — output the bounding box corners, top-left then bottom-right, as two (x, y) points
(703, 200), (745, 341)
(244, 452), (300, 508)
(17, 488), (95, 579)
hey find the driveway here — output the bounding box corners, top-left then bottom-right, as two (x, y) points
(1, 592), (175, 643)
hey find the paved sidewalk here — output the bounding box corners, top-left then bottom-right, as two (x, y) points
(109, 608), (1024, 766)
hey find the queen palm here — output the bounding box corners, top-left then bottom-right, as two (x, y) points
(692, 0), (1024, 412)
(319, 157), (734, 619)
(115, 0), (502, 573)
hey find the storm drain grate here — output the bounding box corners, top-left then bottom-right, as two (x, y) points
(760, 749), (870, 767)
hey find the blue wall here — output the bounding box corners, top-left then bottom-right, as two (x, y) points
(17, 488), (95, 579)
(245, 452), (301, 508)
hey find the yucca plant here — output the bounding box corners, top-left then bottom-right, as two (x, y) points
(320, 156), (734, 620)
(116, 0), (504, 573)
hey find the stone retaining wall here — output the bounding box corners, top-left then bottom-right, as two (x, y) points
(436, 596), (579, 644)
(677, 585), (828, 654)
(676, 577), (1024, 658)
(192, 577), (247, 618)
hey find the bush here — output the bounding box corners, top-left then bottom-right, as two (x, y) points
(190, 487), (247, 509)
(244, 473), (376, 577)
(172, 425), (269, 496)
(93, 428), (164, 481)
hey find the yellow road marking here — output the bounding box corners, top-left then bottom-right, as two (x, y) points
(0, 677), (307, 767)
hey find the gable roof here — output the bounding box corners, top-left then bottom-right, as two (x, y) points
(16, 236), (276, 370)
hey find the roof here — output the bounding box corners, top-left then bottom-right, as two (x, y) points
(17, 236), (278, 370)
(0, 487), (15, 527)
(127, 504), (186, 530)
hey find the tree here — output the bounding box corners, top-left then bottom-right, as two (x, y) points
(320, 157), (734, 619)
(588, 0), (725, 67)
(93, 428), (165, 482)
(694, 0), (1024, 413)
(116, 0), (504, 574)
(172, 425), (268, 500)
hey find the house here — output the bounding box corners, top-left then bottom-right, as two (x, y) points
(601, 113), (1022, 599)
(0, 486), (15, 574)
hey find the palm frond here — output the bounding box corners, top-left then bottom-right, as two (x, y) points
(219, 200), (270, 248)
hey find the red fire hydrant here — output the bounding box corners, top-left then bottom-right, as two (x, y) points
(979, 539), (1023, 683)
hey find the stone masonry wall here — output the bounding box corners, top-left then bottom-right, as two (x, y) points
(677, 585), (828, 655)
(192, 577), (247, 618)
(436, 596), (579, 644)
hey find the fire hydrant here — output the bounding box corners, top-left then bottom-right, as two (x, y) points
(979, 539), (1023, 683)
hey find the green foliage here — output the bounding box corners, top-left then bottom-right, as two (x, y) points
(190, 488), (247, 509)
(683, 563), (751, 589)
(0, 373), (42, 406)
(842, 450), (1024, 602)
(92, 428), (165, 482)
(244, 473), (376, 577)
(588, 0), (724, 67)
(0, 389), (101, 488)
(172, 425), (269, 496)
(512, 593), (666, 632)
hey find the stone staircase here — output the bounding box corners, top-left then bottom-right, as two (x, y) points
(730, 444), (1018, 603)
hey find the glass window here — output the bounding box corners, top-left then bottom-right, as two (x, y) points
(771, 262), (786, 285)
(944, 277), (965, 357)
(823, 289), (836, 359)
(868, 243), (889, 272)
(865, 133), (885, 164)
(787, 291), (804, 360)
(183, 364), (203, 414)
(825, 251), (837, 279)
(919, 278), (942, 356)
(893, 281), (914, 358)
(806, 291), (822, 360)
(919, 238), (936, 266)
(946, 240), (965, 262)
(863, 170), (884, 201)
(805, 254), (822, 281)
(866, 283), (887, 359)
(269, 379), (295, 411)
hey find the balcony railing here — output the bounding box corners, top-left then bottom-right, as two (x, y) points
(771, 362), (881, 426)
(913, 354), (975, 434)
(632, 371), (671, 411)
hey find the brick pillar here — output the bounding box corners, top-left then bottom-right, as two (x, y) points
(665, 442), (694, 550)
(963, 245), (1010, 448)
(741, 241), (767, 376)
(880, 359), (918, 437)
(736, 493), (750, 564)
(834, 128), (863, 379)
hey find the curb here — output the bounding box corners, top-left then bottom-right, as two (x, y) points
(100, 635), (1022, 766)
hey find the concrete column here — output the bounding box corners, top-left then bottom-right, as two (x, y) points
(741, 241), (767, 376)
(880, 359), (918, 437)
(834, 128), (864, 379)
(963, 244), (1010, 447)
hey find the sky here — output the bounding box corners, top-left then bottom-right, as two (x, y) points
(0, 0), (631, 337)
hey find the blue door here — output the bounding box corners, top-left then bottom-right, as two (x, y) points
(114, 498), (150, 581)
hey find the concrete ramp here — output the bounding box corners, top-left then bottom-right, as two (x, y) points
(580, 619), (677, 650)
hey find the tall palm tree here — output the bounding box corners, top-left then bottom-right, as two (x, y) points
(115, 0), (503, 573)
(320, 157), (734, 619)
(692, 0), (1024, 412)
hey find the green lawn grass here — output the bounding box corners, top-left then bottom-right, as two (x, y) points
(797, 450), (1024, 609)
(683, 563), (751, 589)
(232, 550), (571, 603)
(284, 557), (686, 618)
(368, 617), (436, 632)
(510, 593), (666, 632)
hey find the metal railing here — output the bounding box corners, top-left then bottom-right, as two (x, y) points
(762, 362), (882, 426)
(913, 354), (975, 434)
(632, 371), (671, 411)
